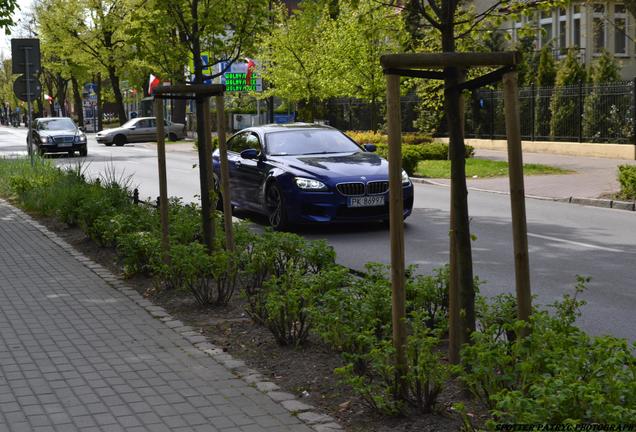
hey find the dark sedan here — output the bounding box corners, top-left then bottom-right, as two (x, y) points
(212, 123), (413, 230)
(28, 117), (87, 157)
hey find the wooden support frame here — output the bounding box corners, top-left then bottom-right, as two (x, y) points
(381, 52), (531, 370)
(153, 84), (233, 260)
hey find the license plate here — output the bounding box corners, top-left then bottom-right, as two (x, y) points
(57, 142), (72, 147)
(348, 195), (385, 208)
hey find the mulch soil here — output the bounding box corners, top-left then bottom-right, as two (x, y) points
(37, 216), (488, 432)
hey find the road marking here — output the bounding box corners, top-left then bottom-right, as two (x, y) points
(528, 232), (624, 253)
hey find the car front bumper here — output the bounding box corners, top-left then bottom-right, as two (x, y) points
(284, 183), (414, 224)
(38, 143), (87, 153)
(96, 135), (111, 143)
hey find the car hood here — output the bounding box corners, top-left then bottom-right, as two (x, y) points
(97, 127), (126, 135)
(38, 129), (78, 137)
(277, 152), (388, 179)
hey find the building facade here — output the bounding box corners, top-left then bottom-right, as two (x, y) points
(475, 1), (636, 79)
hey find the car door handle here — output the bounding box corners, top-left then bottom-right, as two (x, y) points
(234, 160), (242, 168)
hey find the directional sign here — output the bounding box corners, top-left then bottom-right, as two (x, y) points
(13, 75), (42, 102)
(11, 39), (41, 75)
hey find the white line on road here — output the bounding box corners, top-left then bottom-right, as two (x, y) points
(528, 232), (624, 253)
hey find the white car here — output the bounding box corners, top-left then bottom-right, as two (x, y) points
(96, 117), (186, 146)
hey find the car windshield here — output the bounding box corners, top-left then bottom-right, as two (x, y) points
(266, 129), (361, 156)
(37, 118), (76, 131)
(122, 119), (143, 128)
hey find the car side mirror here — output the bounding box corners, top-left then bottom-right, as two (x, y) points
(128, 126), (136, 130)
(363, 143), (377, 152)
(78, 126), (85, 132)
(240, 148), (259, 160)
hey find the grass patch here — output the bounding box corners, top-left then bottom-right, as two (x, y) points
(414, 158), (572, 179)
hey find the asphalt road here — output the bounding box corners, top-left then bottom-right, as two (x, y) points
(1, 126), (634, 342)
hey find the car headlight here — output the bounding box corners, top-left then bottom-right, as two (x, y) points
(40, 136), (48, 144)
(294, 177), (327, 191)
(402, 170), (410, 185)
(75, 134), (87, 143)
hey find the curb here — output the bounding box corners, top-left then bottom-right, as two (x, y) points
(2, 200), (343, 432)
(410, 177), (636, 211)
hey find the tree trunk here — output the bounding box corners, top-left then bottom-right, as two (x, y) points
(107, 66), (127, 125)
(71, 76), (84, 126)
(441, 17), (476, 342)
(55, 74), (68, 117)
(96, 72), (103, 132)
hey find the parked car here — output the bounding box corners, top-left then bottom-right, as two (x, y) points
(212, 123), (414, 230)
(28, 117), (87, 157)
(96, 117), (186, 146)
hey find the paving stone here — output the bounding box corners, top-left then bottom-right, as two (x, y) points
(255, 382), (280, 392)
(297, 412), (336, 425)
(312, 422), (344, 431)
(0, 200), (318, 432)
(281, 400), (314, 413)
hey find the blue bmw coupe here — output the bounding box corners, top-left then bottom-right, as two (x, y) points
(212, 123), (414, 230)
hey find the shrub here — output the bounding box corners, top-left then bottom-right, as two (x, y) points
(261, 267), (347, 346)
(116, 231), (162, 277)
(166, 242), (238, 306)
(583, 51), (622, 141)
(459, 277), (636, 424)
(549, 49), (586, 139)
(618, 165), (636, 199)
(345, 131), (434, 146)
(243, 231), (336, 323)
(374, 142), (474, 175)
(534, 45), (556, 139)
(335, 320), (449, 416)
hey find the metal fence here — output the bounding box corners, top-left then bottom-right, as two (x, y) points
(465, 80), (635, 144)
(322, 80), (636, 144)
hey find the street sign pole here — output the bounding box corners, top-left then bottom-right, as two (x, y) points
(24, 46), (34, 167)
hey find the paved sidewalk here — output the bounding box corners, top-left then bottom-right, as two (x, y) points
(426, 149), (636, 200)
(0, 201), (314, 432)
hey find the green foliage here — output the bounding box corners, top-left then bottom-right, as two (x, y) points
(373, 142), (474, 175)
(261, 267), (347, 346)
(335, 321), (450, 416)
(549, 50), (586, 139)
(618, 165), (636, 199)
(163, 242), (238, 306)
(243, 230), (336, 325)
(117, 231), (162, 277)
(583, 51), (624, 141)
(535, 46), (557, 138)
(459, 277), (636, 423)
(345, 131), (432, 145)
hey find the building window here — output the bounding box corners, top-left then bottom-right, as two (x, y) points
(593, 3), (606, 54)
(614, 4), (628, 56)
(572, 5), (582, 48)
(539, 10), (554, 48)
(558, 7), (567, 54)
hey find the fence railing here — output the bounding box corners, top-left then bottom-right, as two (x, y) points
(323, 80), (636, 144)
(465, 80), (635, 144)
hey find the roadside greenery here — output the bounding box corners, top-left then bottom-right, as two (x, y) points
(414, 159), (571, 179)
(617, 165), (636, 199)
(0, 156), (634, 424)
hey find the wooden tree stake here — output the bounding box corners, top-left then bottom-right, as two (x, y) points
(386, 73), (408, 397)
(502, 71), (532, 327)
(154, 98), (170, 264)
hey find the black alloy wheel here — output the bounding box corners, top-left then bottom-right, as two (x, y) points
(114, 135), (126, 146)
(266, 183), (288, 231)
(168, 133), (178, 142)
(79, 146), (88, 157)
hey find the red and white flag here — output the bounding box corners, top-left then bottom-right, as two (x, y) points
(44, 94), (54, 102)
(245, 58), (256, 86)
(148, 74), (160, 94)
